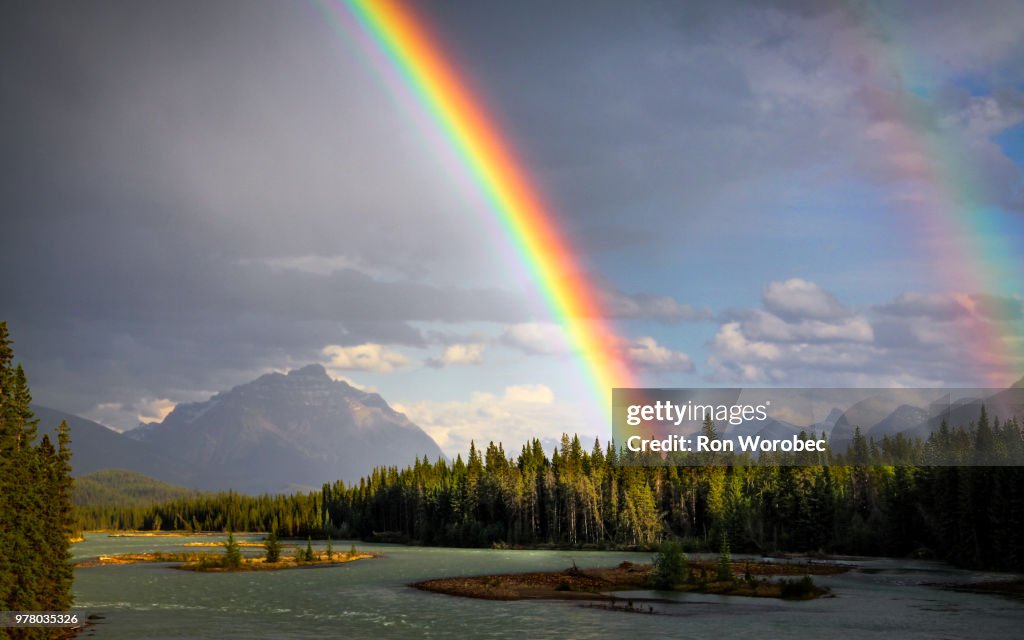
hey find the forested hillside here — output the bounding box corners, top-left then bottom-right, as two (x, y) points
(73, 470), (199, 508)
(78, 412), (1024, 572)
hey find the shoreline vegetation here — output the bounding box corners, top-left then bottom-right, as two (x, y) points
(71, 533), (1024, 600)
(76, 419), (1024, 575)
(101, 530), (231, 537)
(413, 559), (844, 604)
(75, 549), (378, 572)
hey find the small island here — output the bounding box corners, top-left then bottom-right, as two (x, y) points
(77, 533), (378, 572)
(413, 545), (847, 606)
(104, 531), (226, 538)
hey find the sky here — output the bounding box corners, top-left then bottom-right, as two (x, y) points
(2, 0), (1023, 457)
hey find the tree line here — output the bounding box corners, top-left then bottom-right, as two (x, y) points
(78, 410), (1024, 572)
(0, 322), (76, 638)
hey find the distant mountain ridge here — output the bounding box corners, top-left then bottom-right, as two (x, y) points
(124, 364), (444, 493)
(32, 405), (200, 485)
(36, 364), (445, 494)
(680, 381), (1024, 454)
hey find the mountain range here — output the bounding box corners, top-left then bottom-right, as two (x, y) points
(36, 364), (444, 494)
(40, 372), (1024, 491)
(708, 381), (1024, 452)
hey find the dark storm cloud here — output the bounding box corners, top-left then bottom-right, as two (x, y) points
(415, 0), (769, 254)
(0, 0), (543, 420)
(0, 0), (733, 422)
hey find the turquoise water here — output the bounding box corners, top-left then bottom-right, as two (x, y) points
(71, 535), (1024, 639)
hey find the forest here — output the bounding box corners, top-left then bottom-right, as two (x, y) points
(78, 410), (1024, 572)
(0, 323), (76, 638)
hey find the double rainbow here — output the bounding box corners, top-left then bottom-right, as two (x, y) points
(322, 0), (637, 414)
(320, 1), (1021, 398)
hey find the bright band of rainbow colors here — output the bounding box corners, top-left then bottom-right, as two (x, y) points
(318, 0), (1021, 398)
(323, 0), (638, 413)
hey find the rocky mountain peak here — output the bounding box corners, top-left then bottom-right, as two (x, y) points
(288, 363), (330, 380)
(120, 364), (443, 492)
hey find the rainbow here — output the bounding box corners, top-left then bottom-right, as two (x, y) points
(319, 0), (637, 413)
(846, 6), (1024, 386)
(315, 1), (1022, 395)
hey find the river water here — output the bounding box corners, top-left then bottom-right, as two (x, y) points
(71, 534), (1023, 639)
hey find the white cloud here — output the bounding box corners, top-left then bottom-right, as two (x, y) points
(330, 375), (377, 393)
(393, 384), (588, 458)
(251, 253), (412, 281)
(500, 322), (694, 374)
(502, 322), (571, 355)
(259, 254), (365, 276)
(762, 278), (849, 320)
(503, 383), (555, 404)
(625, 336), (695, 371)
(742, 309), (874, 343)
(322, 343), (413, 373)
(427, 343), (485, 368)
(85, 397), (177, 431)
(708, 281), (1024, 386)
(951, 94), (1024, 138)
(711, 322), (783, 362)
(137, 397), (177, 423)
(599, 284), (713, 323)
(84, 402), (127, 429)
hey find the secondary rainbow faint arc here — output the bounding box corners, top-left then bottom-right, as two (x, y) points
(846, 4), (1024, 386)
(329, 0), (637, 411)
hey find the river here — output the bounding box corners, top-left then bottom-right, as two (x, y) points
(71, 534), (1023, 639)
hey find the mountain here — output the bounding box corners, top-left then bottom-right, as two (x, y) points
(32, 405), (200, 485)
(934, 386), (1022, 433)
(722, 416), (802, 439)
(73, 469), (200, 507)
(755, 418), (803, 440)
(125, 364), (445, 493)
(868, 404), (929, 439)
(809, 408), (844, 435)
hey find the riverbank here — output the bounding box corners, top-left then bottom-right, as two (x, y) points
(101, 531), (230, 538)
(182, 541), (269, 547)
(75, 550), (378, 572)
(413, 559), (845, 603)
(940, 579), (1024, 599)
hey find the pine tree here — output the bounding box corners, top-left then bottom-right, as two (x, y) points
(717, 535), (733, 581)
(0, 322), (75, 625)
(264, 530), (281, 563)
(223, 532), (242, 569)
(652, 539), (687, 589)
(0, 322), (17, 611)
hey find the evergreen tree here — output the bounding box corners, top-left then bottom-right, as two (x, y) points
(264, 530), (281, 563)
(0, 321), (76, 625)
(652, 539), (687, 589)
(717, 536), (733, 581)
(223, 532), (242, 568)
